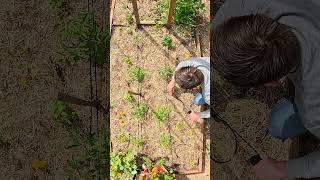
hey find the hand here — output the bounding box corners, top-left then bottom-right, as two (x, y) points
(253, 157), (289, 180)
(189, 110), (203, 123)
(166, 79), (175, 95)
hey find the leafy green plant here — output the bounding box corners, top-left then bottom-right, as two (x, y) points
(154, 20), (162, 30)
(155, 0), (205, 28)
(175, 121), (185, 131)
(110, 151), (138, 179)
(131, 102), (148, 122)
(65, 133), (109, 179)
(50, 100), (77, 127)
(123, 55), (133, 65)
(159, 133), (171, 148)
(126, 27), (133, 34)
(128, 66), (145, 83)
(153, 106), (170, 127)
(116, 133), (129, 143)
(131, 136), (145, 147)
(162, 33), (175, 49)
(123, 92), (135, 103)
(49, 0), (66, 9)
(141, 156), (174, 180)
(126, 13), (134, 25)
(159, 65), (173, 82)
(58, 13), (109, 66)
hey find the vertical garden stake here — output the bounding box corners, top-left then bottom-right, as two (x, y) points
(166, 0), (175, 28)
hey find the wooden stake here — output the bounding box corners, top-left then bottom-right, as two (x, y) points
(131, 0), (140, 26)
(110, 0), (116, 31)
(166, 0), (175, 28)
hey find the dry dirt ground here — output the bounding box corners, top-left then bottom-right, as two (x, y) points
(0, 0), (108, 179)
(110, 0), (210, 179)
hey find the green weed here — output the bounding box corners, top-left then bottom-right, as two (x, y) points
(162, 33), (175, 49)
(123, 55), (133, 65)
(50, 100), (77, 127)
(159, 133), (171, 148)
(123, 92), (135, 103)
(126, 27), (133, 34)
(126, 13), (134, 25)
(155, 0), (205, 28)
(131, 136), (145, 147)
(175, 121), (185, 131)
(128, 66), (145, 83)
(131, 102), (148, 122)
(159, 65), (173, 82)
(116, 133), (129, 143)
(154, 20), (162, 30)
(153, 106), (170, 127)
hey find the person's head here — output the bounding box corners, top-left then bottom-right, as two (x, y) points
(213, 14), (301, 87)
(174, 66), (204, 89)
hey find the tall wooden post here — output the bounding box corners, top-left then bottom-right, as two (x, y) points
(131, 0), (140, 26)
(166, 0), (175, 28)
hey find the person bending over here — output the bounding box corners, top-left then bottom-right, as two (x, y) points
(167, 57), (210, 123)
(212, 0), (320, 179)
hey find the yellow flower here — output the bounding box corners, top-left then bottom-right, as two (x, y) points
(119, 111), (125, 116)
(119, 119), (125, 126)
(185, 52), (190, 59)
(118, 27), (123, 31)
(117, 172), (122, 177)
(32, 160), (47, 170)
(188, 159), (194, 165)
(188, 129), (193, 135)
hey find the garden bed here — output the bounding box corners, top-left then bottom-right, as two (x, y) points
(110, 0), (210, 177)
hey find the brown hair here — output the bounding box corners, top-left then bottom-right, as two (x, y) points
(213, 14), (300, 87)
(174, 66), (204, 89)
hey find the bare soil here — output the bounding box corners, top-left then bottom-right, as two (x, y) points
(0, 0), (108, 179)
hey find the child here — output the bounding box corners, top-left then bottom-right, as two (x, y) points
(166, 57), (210, 123)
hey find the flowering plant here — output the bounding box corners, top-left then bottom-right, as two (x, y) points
(139, 156), (175, 180)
